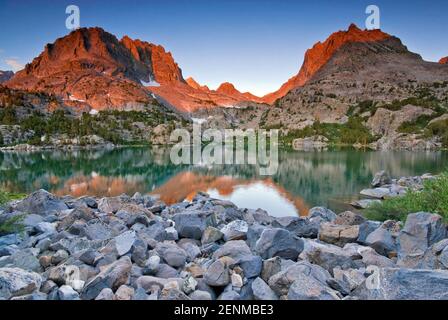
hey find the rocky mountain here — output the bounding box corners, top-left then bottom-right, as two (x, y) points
(5, 28), (263, 113)
(262, 24), (392, 104)
(192, 24), (448, 150)
(0, 71), (13, 83)
(440, 57), (448, 64)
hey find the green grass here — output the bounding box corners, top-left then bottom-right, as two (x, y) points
(281, 117), (376, 146)
(0, 190), (26, 235)
(425, 119), (448, 147)
(364, 171), (448, 222)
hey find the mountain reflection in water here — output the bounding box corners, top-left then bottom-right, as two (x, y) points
(0, 147), (447, 217)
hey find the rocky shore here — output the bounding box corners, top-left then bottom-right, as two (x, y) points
(1, 176), (448, 300)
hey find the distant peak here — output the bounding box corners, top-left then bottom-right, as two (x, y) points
(348, 23), (361, 32)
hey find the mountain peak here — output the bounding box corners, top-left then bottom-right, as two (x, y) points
(440, 57), (448, 64)
(262, 24), (391, 104)
(217, 82), (239, 95)
(347, 23), (361, 32)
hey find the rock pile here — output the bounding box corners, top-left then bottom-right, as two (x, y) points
(1, 188), (448, 300)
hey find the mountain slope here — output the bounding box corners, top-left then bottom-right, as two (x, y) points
(6, 27), (158, 111)
(440, 57), (448, 64)
(262, 24), (391, 104)
(6, 27), (264, 113)
(0, 71), (14, 83)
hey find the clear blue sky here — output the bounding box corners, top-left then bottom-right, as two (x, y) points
(0, 0), (447, 96)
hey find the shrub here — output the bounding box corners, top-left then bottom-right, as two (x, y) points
(364, 171), (448, 222)
(0, 190), (26, 235)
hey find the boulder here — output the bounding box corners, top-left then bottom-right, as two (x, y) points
(334, 211), (366, 226)
(204, 259), (230, 287)
(114, 230), (137, 256)
(371, 171), (392, 187)
(287, 273), (340, 300)
(251, 277), (278, 300)
(14, 189), (68, 215)
(271, 216), (319, 238)
(0, 268), (42, 300)
(268, 261), (332, 296)
(239, 255), (262, 278)
(155, 243), (187, 268)
(299, 240), (360, 274)
(365, 225), (396, 256)
(201, 226), (223, 244)
(255, 228), (304, 260)
(308, 207), (337, 224)
(398, 212), (447, 268)
(220, 220), (248, 241)
(189, 290), (212, 300)
(212, 240), (252, 262)
(57, 285), (80, 300)
(352, 268), (448, 300)
(357, 220), (381, 245)
(95, 288), (114, 300)
(318, 223), (359, 247)
(81, 256), (132, 300)
(360, 188), (395, 199)
(114, 285), (134, 300)
(173, 211), (215, 240)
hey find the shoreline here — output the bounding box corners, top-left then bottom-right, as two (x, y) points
(1, 171), (447, 300)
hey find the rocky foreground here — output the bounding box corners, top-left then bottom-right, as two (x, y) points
(1, 181), (448, 300)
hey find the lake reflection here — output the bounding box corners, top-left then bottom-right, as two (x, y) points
(0, 147), (447, 217)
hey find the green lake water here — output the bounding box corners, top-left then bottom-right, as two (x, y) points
(1, 147), (447, 217)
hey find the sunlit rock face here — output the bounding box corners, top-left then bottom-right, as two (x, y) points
(261, 23), (391, 104)
(6, 27), (264, 113)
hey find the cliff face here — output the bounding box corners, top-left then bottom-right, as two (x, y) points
(440, 57), (448, 64)
(5, 28), (263, 113)
(262, 24), (391, 104)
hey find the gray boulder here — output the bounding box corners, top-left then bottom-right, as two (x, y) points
(114, 230), (137, 256)
(299, 240), (360, 274)
(0, 267), (42, 300)
(308, 207), (337, 224)
(287, 273), (340, 300)
(220, 220), (248, 241)
(357, 220), (381, 244)
(173, 211), (215, 240)
(255, 228), (304, 260)
(352, 268), (448, 300)
(204, 259), (230, 287)
(318, 223), (359, 247)
(57, 285), (80, 300)
(272, 216), (319, 238)
(155, 243), (187, 268)
(268, 260), (332, 296)
(365, 226), (396, 256)
(212, 240), (252, 262)
(201, 226), (223, 244)
(398, 212), (447, 268)
(371, 171), (392, 187)
(14, 189), (68, 215)
(251, 277), (278, 300)
(81, 256), (132, 300)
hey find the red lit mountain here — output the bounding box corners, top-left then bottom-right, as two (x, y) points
(6, 28), (263, 113)
(440, 57), (448, 64)
(262, 24), (391, 104)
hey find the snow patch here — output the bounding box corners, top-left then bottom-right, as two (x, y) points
(140, 76), (160, 87)
(89, 109), (99, 115)
(192, 118), (207, 124)
(68, 94), (85, 102)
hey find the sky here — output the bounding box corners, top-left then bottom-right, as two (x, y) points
(0, 0), (447, 96)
